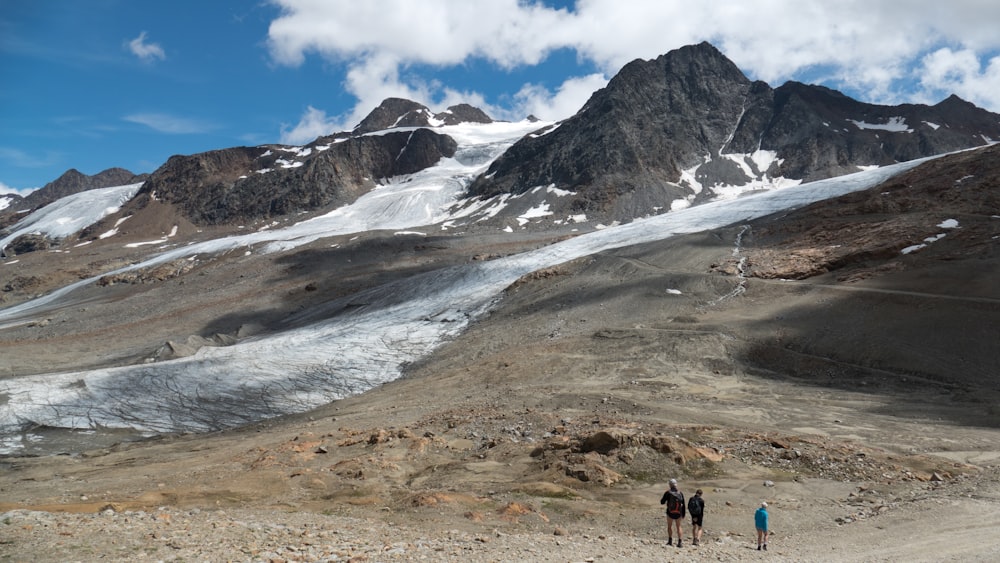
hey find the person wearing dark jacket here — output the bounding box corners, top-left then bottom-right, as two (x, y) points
(659, 478), (686, 547)
(688, 489), (705, 545)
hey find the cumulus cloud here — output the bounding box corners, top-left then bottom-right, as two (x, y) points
(280, 106), (341, 145)
(266, 0), (570, 69)
(126, 31), (166, 63)
(0, 180), (36, 197)
(510, 74), (609, 121)
(124, 113), (215, 134)
(265, 0), (1000, 131)
(917, 48), (1000, 111)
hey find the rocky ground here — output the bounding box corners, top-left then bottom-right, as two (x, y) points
(2, 351), (999, 561)
(2, 150), (1000, 561)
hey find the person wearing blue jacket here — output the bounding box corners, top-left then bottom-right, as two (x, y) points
(755, 501), (769, 551)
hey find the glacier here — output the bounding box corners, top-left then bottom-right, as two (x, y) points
(0, 120), (934, 455)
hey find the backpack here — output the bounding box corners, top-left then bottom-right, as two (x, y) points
(665, 490), (683, 516)
(688, 496), (703, 517)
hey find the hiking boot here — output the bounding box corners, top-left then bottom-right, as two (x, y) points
(757, 545), (762, 550)
(763, 544), (767, 551)
(667, 538), (673, 546)
(677, 540), (683, 548)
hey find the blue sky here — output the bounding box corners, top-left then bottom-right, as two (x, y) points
(3, 0), (1000, 195)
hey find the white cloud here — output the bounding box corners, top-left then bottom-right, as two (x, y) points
(917, 48), (1000, 111)
(280, 106), (341, 144)
(266, 0), (570, 69)
(124, 113), (215, 134)
(126, 31), (166, 63)
(511, 74), (609, 122)
(0, 180), (36, 197)
(265, 0), (1000, 135)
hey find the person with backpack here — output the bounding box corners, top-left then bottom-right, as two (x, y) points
(755, 501), (769, 551)
(659, 478), (686, 547)
(687, 488), (705, 546)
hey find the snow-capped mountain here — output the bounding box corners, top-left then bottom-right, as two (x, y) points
(1, 42), (998, 456)
(0, 183), (143, 258)
(6, 42), (999, 255)
(0, 168), (146, 227)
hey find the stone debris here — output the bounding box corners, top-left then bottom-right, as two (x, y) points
(0, 508), (702, 562)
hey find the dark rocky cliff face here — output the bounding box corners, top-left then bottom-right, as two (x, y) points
(468, 42), (756, 216)
(133, 129), (458, 225)
(122, 98), (495, 226)
(755, 83), (1000, 182)
(468, 42), (1000, 223)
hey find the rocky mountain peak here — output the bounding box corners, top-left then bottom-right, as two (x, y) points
(2, 167), (144, 217)
(467, 41), (761, 220)
(936, 93), (976, 110)
(12, 43), (1000, 238)
(131, 127), (458, 226)
(468, 42), (1000, 226)
(435, 103), (493, 125)
(353, 98), (432, 134)
(352, 98), (494, 135)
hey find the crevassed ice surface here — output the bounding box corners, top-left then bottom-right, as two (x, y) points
(0, 119), (933, 454)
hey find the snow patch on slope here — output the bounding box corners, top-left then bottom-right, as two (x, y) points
(850, 117), (913, 133)
(677, 150), (802, 205)
(0, 183), (143, 254)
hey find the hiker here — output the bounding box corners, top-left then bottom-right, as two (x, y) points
(660, 478), (686, 547)
(755, 501), (769, 551)
(688, 488), (705, 545)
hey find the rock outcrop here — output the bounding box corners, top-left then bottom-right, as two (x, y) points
(468, 42), (1000, 224)
(353, 98), (494, 134)
(130, 128), (458, 225)
(126, 98), (497, 226)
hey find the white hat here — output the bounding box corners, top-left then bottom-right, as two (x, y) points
(761, 501), (768, 508)
(669, 478), (677, 485)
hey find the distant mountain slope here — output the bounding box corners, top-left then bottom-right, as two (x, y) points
(743, 143), (1000, 285)
(127, 129), (458, 226)
(0, 183), (143, 258)
(11, 43), (1000, 238)
(468, 42), (1000, 224)
(0, 168), (145, 229)
(755, 83), (1000, 181)
(125, 99), (497, 226)
(352, 98), (493, 134)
